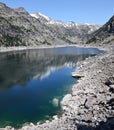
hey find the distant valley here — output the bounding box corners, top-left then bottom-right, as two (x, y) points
(0, 2), (100, 47)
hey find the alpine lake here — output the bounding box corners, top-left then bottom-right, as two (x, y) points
(0, 46), (103, 128)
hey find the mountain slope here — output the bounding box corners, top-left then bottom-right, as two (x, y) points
(87, 15), (114, 44)
(0, 2), (100, 47)
(0, 3), (65, 46)
(30, 13), (100, 44)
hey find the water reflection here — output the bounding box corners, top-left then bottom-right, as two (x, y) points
(0, 47), (100, 90)
(0, 47), (102, 128)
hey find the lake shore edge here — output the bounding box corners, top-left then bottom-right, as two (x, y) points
(0, 43), (110, 53)
(0, 45), (77, 53)
(1, 44), (114, 130)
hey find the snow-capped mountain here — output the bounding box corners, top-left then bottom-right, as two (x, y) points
(30, 12), (100, 43)
(0, 2), (100, 47)
(30, 12), (99, 29)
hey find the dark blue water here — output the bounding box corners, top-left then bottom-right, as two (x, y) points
(0, 47), (102, 128)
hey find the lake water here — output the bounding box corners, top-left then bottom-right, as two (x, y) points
(0, 46), (102, 128)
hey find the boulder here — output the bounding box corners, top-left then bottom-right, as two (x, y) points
(61, 94), (72, 106)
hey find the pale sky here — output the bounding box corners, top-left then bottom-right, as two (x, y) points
(0, 0), (114, 25)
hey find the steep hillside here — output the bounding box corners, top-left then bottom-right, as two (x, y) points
(0, 3), (65, 46)
(0, 2), (100, 47)
(31, 13), (100, 44)
(87, 15), (114, 44)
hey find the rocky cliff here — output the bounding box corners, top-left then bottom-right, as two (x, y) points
(0, 2), (100, 47)
(0, 3), (63, 46)
(30, 13), (100, 44)
(87, 15), (114, 44)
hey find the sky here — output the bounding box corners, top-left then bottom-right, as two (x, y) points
(0, 0), (114, 25)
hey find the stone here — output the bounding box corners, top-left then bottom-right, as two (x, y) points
(72, 72), (84, 79)
(4, 126), (12, 130)
(53, 115), (58, 120)
(109, 85), (114, 93)
(52, 98), (59, 107)
(84, 96), (97, 109)
(30, 123), (35, 127)
(61, 94), (72, 106)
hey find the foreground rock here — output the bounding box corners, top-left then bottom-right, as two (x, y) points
(2, 45), (114, 130)
(70, 46), (114, 129)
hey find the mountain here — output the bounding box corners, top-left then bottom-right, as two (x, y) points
(30, 13), (100, 44)
(0, 2), (100, 47)
(87, 15), (114, 44)
(30, 12), (51, 22)
(0, 3), (63, 46)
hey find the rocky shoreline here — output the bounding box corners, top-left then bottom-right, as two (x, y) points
(1, 44), (114, 130)
(0, 44), (71, 53)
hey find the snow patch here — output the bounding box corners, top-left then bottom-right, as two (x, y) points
(30, 12), (50, 21)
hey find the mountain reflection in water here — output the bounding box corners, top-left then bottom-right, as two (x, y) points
(0, 47), (99, 90)
(0, 47), (102, 127)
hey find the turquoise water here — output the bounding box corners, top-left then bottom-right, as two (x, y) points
(0, 47), (102, 128)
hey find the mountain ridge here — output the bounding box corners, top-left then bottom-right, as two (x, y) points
(30, 12), (99, 27)
(0, 2), (100, 47)
(87, 15), (114, 44)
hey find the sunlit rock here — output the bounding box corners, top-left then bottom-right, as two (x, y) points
(61, 94), (72, 106)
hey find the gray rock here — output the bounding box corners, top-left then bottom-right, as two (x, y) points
(61, 94), (72, 106)
(87, 15), (114, 44)
(84, 96), (97, 109)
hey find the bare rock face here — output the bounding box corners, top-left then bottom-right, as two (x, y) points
(0, 2), (100, 47)
(87, 15), (114, 44)
(0, 2), (65, 46)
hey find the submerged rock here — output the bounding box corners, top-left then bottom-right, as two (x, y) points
(52, 98), (59, 107)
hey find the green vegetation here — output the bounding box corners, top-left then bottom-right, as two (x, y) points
(43, 40), (52, 45)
